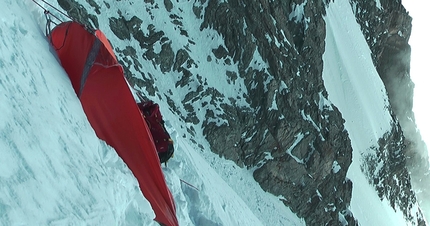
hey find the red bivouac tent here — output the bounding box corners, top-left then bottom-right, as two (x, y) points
(49, 21), (178, 226)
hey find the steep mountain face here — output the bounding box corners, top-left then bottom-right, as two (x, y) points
(202, 1), (353, 224)
(53, 0), (425, 225)
(199, 1), (355, 225)
(350, 0), (430, 217)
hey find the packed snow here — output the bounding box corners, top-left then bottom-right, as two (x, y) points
(0, 0), (427, 225)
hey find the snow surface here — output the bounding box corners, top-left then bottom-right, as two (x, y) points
(0, 0), (426, 225)
(323, 1), (422, 225)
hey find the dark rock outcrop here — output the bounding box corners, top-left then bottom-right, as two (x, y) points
(200, 1), (355, 224)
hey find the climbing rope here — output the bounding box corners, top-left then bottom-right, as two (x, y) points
(44, 11), (55, 37)
(32, 0), (63, 36)
(32, 0), (97, 37)
(32, 0), (63, 23)
(31, 0), (74, 22)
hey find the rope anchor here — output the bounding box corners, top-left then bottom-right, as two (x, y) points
(31, 0), (74, 23)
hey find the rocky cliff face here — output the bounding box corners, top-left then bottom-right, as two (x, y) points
(56, 0), (425, 224)
(200, 1), (355, 224)
(350, 0), (429, 222)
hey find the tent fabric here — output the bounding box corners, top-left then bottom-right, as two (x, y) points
(49, 21), (178, 226)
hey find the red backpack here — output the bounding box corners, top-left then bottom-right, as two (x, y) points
(138, 101), (174, 163)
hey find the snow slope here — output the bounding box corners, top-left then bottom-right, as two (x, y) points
(0, 1), (156, 225)
(323, 1), (422, 225)
(1, 0), (425, 225)
(1, 1), (303, 225)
